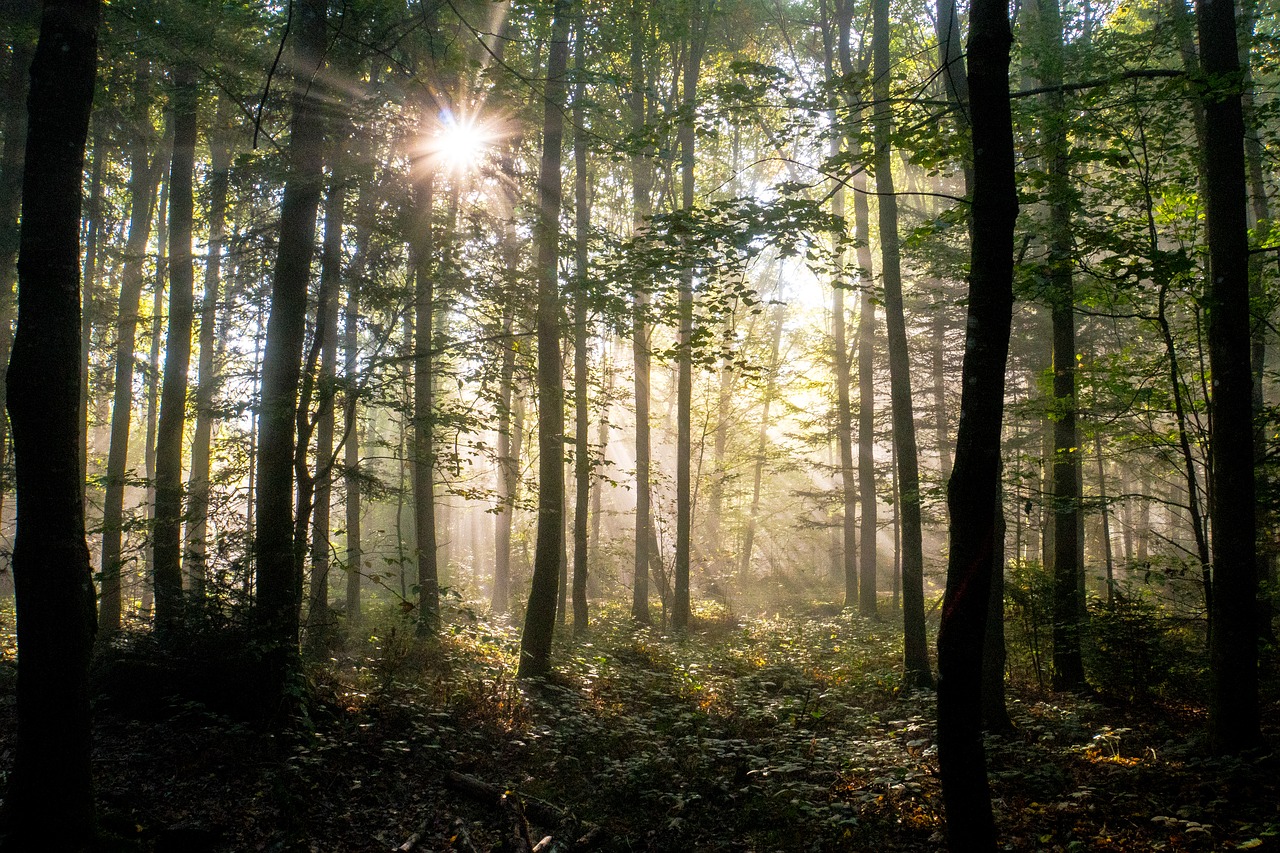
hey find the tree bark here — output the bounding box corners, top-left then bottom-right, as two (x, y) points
(2, 0), (100, 845)
(411, 146), (439, 637)
(153, 62), (199, 638)
(0, 0), (37, 537)
(935, 0), (1017, 840)
(306, 146), (345, 649)
(572, 24), (591, 635)
(1196, 0), (1260, 753)
(185, 99), (231, 603)
(873, 0), (931, 686)
(99, 65), (161, 636)
(630, 0), (654, 625)
(517, 0), (571, 678)
(673, 0), (707, 633)
(253, 0), (328, 715)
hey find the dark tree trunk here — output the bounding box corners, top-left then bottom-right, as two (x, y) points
(79, 132), (104, 493)
(572, 24), (590, 635)
(185, 99), (230, 603)
(873, 0), (931, 686)
(153, 62), (198, 638)
(1196, 0), (1260, 753)
(935, 0), (1017, 841)
(253, 0), (328, 715)
(0, 0), (37, 534)
(517, 0), (571, 678)
(1, 0), (101, 846)
(1034, 0), (1086, 693)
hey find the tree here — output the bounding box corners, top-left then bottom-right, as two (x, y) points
(935, 0), (1018, 843)
(0, 0), (38, 532)
(630, 0), (655, 626)
(152, 61), (198, 637)
(873, 0), (931, 686)
(571, 17), (591, 635)
(254, 0), (328, 714)
(1, 0), (101, 846)
(518, 0), (572, 679)
(99, 62), (162, 635)
(185, 97), (232, 602)
(673, 0), (709, 633)
(1196, 0), (1259, 753)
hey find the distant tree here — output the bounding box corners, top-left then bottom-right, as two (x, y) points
(152, 61), (198, 637)
(1, 0), (102, 847)
(519, 0), (572, 678)
(99, 61), (162, 636)
(572, 18), (591, 635)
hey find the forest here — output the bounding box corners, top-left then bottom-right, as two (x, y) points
(0, 0), (1277, 848)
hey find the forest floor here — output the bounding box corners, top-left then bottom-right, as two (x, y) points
(0, 601), (1278, 852)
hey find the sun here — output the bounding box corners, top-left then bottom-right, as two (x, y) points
(428, 109), (495, 174)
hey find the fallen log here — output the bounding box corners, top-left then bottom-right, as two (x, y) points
(442, 770), (603, 851)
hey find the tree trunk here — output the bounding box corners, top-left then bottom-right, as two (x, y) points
(142, 166), (169, 619)
(253, 0), (328, 715)
(411, 148), (439, 637)
(0, 0), (37, 538)
(1025, 0), (1087, 693)
(343, 199), (372, 623)
(79, 132), (104, 495)
(99, 67), (161, 636)
(1196, 0), (1260, 753)
(630, 0), (654, 625)
(306, 147), (345, 650)
(2, 0), (101, 844)
(152, 62), (198, 638)
(741, 296), (785, 583)
(571, 25), (590, 635)
(673, 0), (707, 633)
(185, 100), (230, 604)
(518, 0), (571, 678)
(873, 0), (931, 686)
(935, 0), (1017, 839)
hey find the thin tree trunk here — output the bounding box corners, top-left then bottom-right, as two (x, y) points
(79, 132), (104, 495)
(741, 297), (785, 582)
(99, 72), (161, 636)
(411, 145), (439, 637)
(343, 207), (369, 623)
(1094, 431), (1114, 600)
(518, 0), (571, 678)
(185, 101), (230, 604)
(3, 0), (100, 843)
(673, 0), (707, 633)
(571, 26), (590, 634)
(142, 165), (169, 620)
(630, 0), (654, 625)
(873, 0), (931, 686)
(152, 63), (198, 638)
(305, 149), (345, 650)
